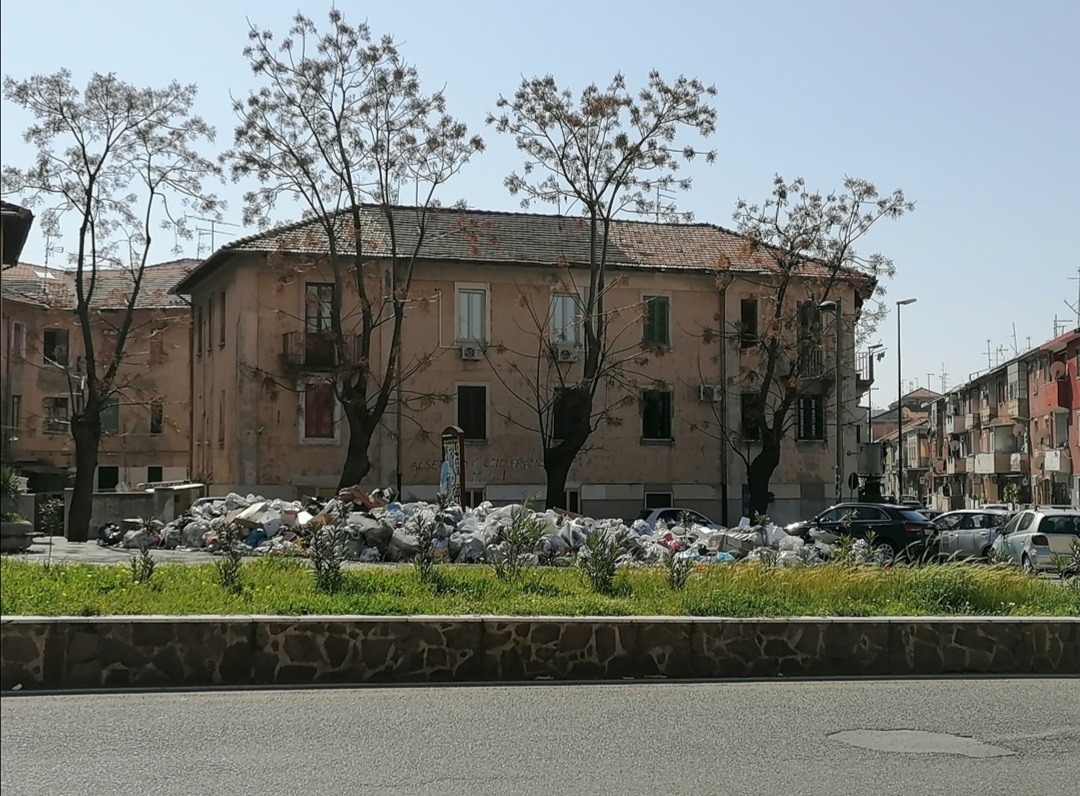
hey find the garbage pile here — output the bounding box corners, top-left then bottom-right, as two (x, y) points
(97, 486), (847, 567)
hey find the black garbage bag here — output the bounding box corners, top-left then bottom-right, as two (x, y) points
(96, 523), (123, 547)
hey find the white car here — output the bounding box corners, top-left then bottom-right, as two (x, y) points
(990, 508), (1080, 574)
(636, 507), (719, 531)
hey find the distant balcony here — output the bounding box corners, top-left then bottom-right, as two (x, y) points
(973, 452), (1011, 474)
(966, 412), (980, 429)
(1009, 452), (1029, 473)
(854, 351), (874, 397)
(282, 331), (338, 370)
(980, 404), (997, 425)
(944, 414), (967, 435)
(947, 457), (967, 475)
(1045, 379), (1071, 413)
(1007, 397), (1029, 420)
(1043, 448), (1072, 475)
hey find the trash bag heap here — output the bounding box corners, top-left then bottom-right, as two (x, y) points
(98, 485), (840, 567)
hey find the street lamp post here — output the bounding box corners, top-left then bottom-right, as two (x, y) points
(866, 343), (884, 443)
(819, 300), (843, 505)
(896, 298), (917, 502)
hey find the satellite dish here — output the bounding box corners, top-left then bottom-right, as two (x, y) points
(1012, 423), (1025, 437)
(1049, 361), (1066, 379)
(950, 440), (961, 452)
(1021, 476), (1030, 487)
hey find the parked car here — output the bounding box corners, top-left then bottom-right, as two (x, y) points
(917, 508), (943, 521)
(784, 502), (933, 559)
(636, 507), (719, 531)
(990, 509), (1080, 574)
(929, 509), (1013, 560)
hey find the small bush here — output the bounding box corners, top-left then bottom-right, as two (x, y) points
(492, 500), (545, 584)
(215, 546), (244, 595)
(38, 498), (64, 536)
(663, 546), (694, 591)
(308, 515), (347, 594)
(579, 528), (628, 595)
(129, 547), (156, 584)
(410, 510), (441, 585)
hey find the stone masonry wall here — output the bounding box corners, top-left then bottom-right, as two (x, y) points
(2, 616), (1076, 691)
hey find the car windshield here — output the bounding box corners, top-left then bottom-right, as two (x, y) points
(899, 510), (929, 523)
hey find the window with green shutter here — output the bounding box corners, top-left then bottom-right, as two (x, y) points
(643, 296), (671, 348)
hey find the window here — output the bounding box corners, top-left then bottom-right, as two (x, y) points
(149, 400), (164, 436)
(797, 301), (818, 341)
(100, 397), (120, 435)
(43, 329), (69, 366)
(551, 293), (582, 343)
(218, 390), (225, 448)
(99, 329), (119, 363)
(303, 381), (335, 440)
(563, 490), (581, 514)
(457, 288), (486, 342)
(149, 336), (165, 365)
(195, 306), (203, 356)
(457, 385), (487, 441)
(218, 292), (227, 346)
(43, 396), (69, 434)
(1016, 512), (1034, 532)
(97, 466), (119, 492)
(641, 390), (672, 441)
(464, 488), (485, 509)
(995, 380), (1006, 405)
(741, 393), (762, 442)
(797, 395), (825, 440)
(645, 492), (673, 510)
(642, 296), (671, 348)
(206, 300), (214, 355)
(551, 388), (582, 440)
(10, 322), (26, 359)
(305, 283), (334, 332)
(147, 466), (163, 484)
(853, 506), (887, 521)
(740, 298), (759, 348)
(10, 395), (21, 431)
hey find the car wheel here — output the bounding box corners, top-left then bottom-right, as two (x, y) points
(980, 546), (993, 562)
(1022, 554), (1035, 575)
(872, 542), (897, 565)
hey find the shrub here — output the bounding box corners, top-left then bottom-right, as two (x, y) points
(215, 546), (244, 595)
(38, 498), (64, 536)
(579, 527), (628, 595)
(492, 499), (545, 584)
(308, 512), (347, 594)
(129, 547), (156, 584)
(663, 546), (694, 591)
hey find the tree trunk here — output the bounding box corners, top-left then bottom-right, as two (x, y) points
(337, 404), (373, 490)
(746, 441), (781, 522)
(543, 446), (574, 510)
(67, 415), (101, 542)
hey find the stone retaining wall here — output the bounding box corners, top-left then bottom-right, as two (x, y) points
(2, 616), (1076, 691)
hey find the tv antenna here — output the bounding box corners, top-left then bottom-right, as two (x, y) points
(1067, 267), (1080, 327)
(654, 184), (676, 222)
(190, 216), (241, 257)
(939, 363), (948, 393)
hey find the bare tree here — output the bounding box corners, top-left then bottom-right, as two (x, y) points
(690, 176), (912, 519)
(487, 72), (717, 509)
(226, 10), (483, 488)
(2, 70), (220, 541)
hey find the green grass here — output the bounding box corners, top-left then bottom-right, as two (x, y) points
(3, 557), (1077, 617)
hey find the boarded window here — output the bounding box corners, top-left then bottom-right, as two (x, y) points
(97, 466), (119, 491)
(10, 322), (26, 358)
(303, 382), (335, 439)
(218, 390), (225, 447)
(10, 395), (21, 431)
(149, 400), (164, 435)
(147, 465), (163, 484)
(551, 388), (581, 440)
(642, 296), (671, 348)
(457, 289), (486, 342)
(563, 490), (581, 514)
(642, 390), (673, 440)
(195, 307), (203, 355)
(457, 385), (487, 440)
(741, 393), (762, 441)
(740, 298), (759, 348)
(206, 300), (214, 355)
(149, 336), (165, 365)
(100, 397), (120, 435)
(43, 329), (69, 366)
(797, 395), (825, 440)
(218, 292), (227, 346)
(43, 396), (69, 434)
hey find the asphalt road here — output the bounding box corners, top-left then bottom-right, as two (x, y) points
(3, 679), (1078, 795)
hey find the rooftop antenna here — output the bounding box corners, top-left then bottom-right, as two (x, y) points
(189, 216), (240, 256)
(940, 363), (948, 393)
(1067, 267), (1080, 327)
(986, 339), (993, 369)
(1011, 323), (1019, 356)
(654, 184), (676, 223)
(44, 243), (64, 266)
(926, 373), (934, 393)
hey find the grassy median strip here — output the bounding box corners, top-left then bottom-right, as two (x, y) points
(2, 557), (1077, 617)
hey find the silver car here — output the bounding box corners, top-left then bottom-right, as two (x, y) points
(990, 509), (1080, 574)
(932, 509), (1012, 560)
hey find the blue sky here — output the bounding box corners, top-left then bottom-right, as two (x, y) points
(2, 0), (1078, 406)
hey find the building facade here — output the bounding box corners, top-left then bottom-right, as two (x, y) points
(1, 262), (195, 492)
(925, 328), (1078, 509)
(176, 206), (876, 524)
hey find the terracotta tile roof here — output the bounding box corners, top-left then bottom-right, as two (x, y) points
(1, 201), (34, 267)
(174, 205), (874, 295)
(0, 260), (195, 310)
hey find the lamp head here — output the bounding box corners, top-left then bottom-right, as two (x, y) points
(896, 298), (917, 307)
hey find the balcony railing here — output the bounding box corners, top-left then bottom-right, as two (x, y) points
(973, 452), (1011, 474)
(947, 457), (967, 475)
(980, 404), (997, 425)
(1009, 452), (1029, 473)
(966, 412), (980, 429)
(282, 331), (339, 370)
(1007, 397), (1029, 420)
(799, 344), (826, 379)
(1046, 379), (1070, 413)
(944, 415), (967, 435)
(1043, 448), (1072, 475)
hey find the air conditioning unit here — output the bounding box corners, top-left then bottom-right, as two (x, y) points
(554, 343), (582, 363)
(699, 384), (722, 403)
(460, 343), (484, 361)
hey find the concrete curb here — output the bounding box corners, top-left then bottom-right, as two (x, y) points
(2, 615), (1077, 690)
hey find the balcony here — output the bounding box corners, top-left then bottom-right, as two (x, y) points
(282, 331), (338, 370)
(947, 457), (967, 475)
(966, 412), (980, 430)
(1009, 452), (1029, 473)
(1045, 379), (1071, 413)
(854, 350), (874, 396)
(1007, 397), (1029, 420)
(980, 404), (997, 425)
(944, 414), (967, 435)
(799, 344), (827, 379)
(973, 452), (1011, 474)
(1043, 448), (1072, 475)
